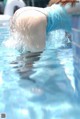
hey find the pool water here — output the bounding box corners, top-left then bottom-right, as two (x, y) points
(0, 21), (79, 119)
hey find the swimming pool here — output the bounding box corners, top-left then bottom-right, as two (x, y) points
(72, 15), (80, 98)
(0, 20), (79, 119)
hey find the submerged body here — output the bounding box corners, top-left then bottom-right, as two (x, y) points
(10, 4), (71, 52)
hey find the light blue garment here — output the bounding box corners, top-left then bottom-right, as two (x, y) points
(45, 4), (72, 33)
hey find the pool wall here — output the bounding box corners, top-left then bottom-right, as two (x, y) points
(72, 15), (80, 94)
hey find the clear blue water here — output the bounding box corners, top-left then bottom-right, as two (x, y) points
(0, 21), (79, 119)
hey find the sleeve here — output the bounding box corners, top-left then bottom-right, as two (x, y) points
(46, 4), (72, 33)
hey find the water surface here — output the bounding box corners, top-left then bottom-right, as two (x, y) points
(0, 21), (79, 119)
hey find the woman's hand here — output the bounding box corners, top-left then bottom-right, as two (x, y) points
(48, 0), (78, 6)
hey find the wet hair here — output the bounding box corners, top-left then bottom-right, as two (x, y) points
(48, 0), (77, 6)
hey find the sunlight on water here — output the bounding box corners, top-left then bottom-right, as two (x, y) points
(0, 20), (79, 119)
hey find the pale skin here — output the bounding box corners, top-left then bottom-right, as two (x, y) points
(10, 7), (47, 52)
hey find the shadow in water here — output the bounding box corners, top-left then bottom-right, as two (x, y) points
(10, 49), (75, 102)
(10, 51), (42, 83)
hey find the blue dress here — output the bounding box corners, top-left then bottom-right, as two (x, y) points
(45, 4), (72, 33)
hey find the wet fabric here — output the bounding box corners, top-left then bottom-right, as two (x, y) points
(45, 4), (72, 33)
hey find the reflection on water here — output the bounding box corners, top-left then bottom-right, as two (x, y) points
(0, 21), (79, 119)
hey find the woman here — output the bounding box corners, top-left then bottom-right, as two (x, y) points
(9, 0), (78, 52)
